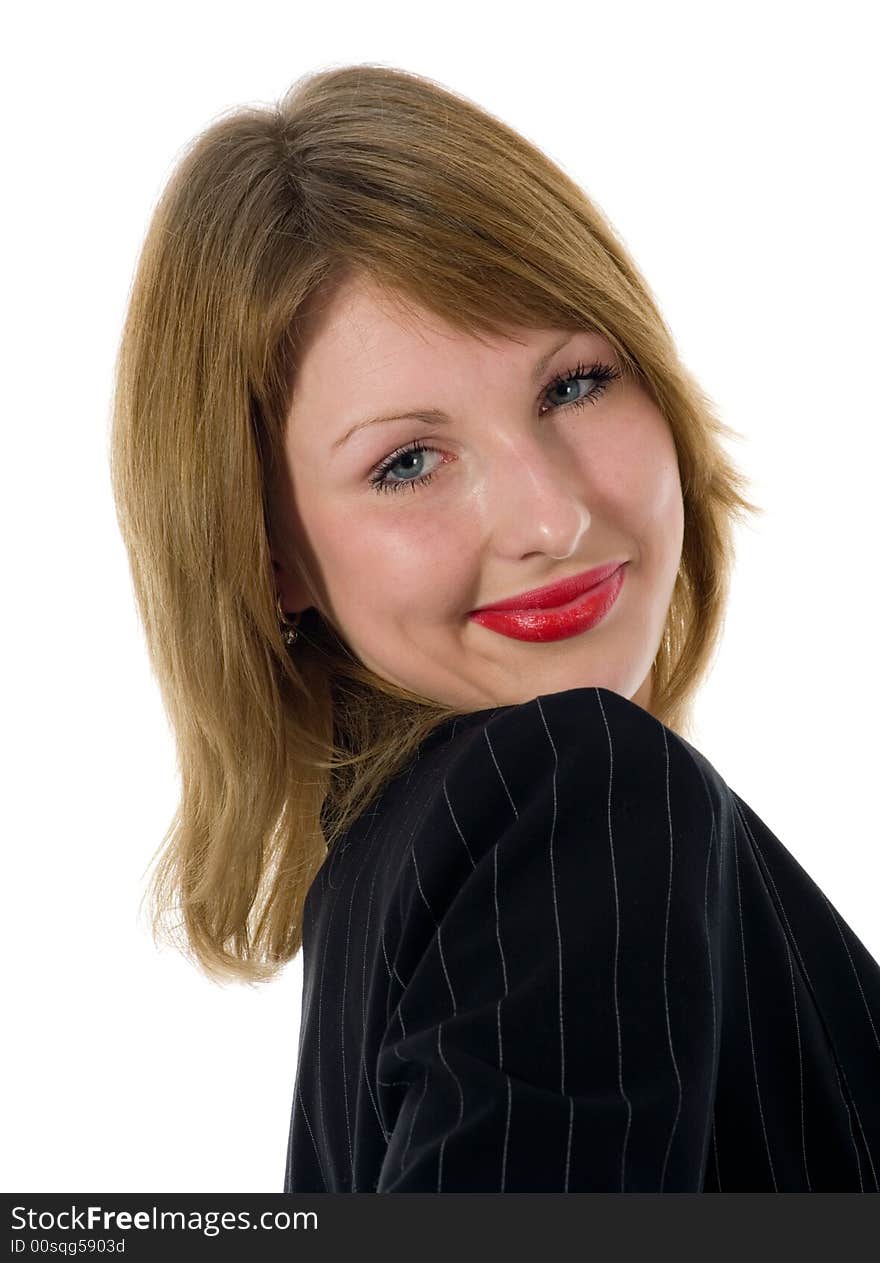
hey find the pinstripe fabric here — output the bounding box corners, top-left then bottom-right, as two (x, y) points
(283, 686), (880, 1192)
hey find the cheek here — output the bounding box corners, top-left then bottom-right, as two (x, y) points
(639, 454), (683, 544)
(598, 415), (682, 539)
(643, 453), (684, 576)
(306, 494), (477, 613)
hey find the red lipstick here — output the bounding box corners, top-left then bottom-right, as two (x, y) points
(468, 561), (627, 642)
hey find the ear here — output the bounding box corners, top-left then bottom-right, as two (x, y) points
(271, 555), (312, 617)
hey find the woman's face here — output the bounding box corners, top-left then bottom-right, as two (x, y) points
(272, 273), (684, 713)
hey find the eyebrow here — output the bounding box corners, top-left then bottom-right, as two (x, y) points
(330, 333), (578, 450)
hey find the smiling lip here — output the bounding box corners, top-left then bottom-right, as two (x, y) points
(470, 561), (627, 613)
(468, 562), (627, 642)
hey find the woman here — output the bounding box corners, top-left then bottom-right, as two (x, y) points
(109, 63), (880, 1193)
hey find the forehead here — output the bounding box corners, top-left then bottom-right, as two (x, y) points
(291, 272), (537, 380)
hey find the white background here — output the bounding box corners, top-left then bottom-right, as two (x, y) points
(3, 0), (877, 1194)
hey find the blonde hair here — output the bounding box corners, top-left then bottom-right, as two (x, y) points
(109, 63), (761, 985)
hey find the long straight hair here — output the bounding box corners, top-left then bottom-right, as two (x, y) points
(109, 63), (761, 984)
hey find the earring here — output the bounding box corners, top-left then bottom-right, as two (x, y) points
(275, 592), (301, 646)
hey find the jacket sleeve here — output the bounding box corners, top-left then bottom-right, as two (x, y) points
(375, 685), (722, 1192)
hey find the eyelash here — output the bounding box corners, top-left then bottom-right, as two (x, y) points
(368, 359), (622, 495)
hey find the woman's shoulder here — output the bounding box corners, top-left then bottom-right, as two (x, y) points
(425, 684), (717, 806)
(425, 684), (667, 757)
(395, 686), (723, 917)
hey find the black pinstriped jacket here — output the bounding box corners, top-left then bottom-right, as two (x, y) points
(283, 685), (880, 1192)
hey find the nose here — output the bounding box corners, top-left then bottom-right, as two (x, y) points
(478, 436), (591, 561)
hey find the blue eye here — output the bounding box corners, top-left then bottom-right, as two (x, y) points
(368, 359), (621, 495)
(369, 438), (439, 496)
